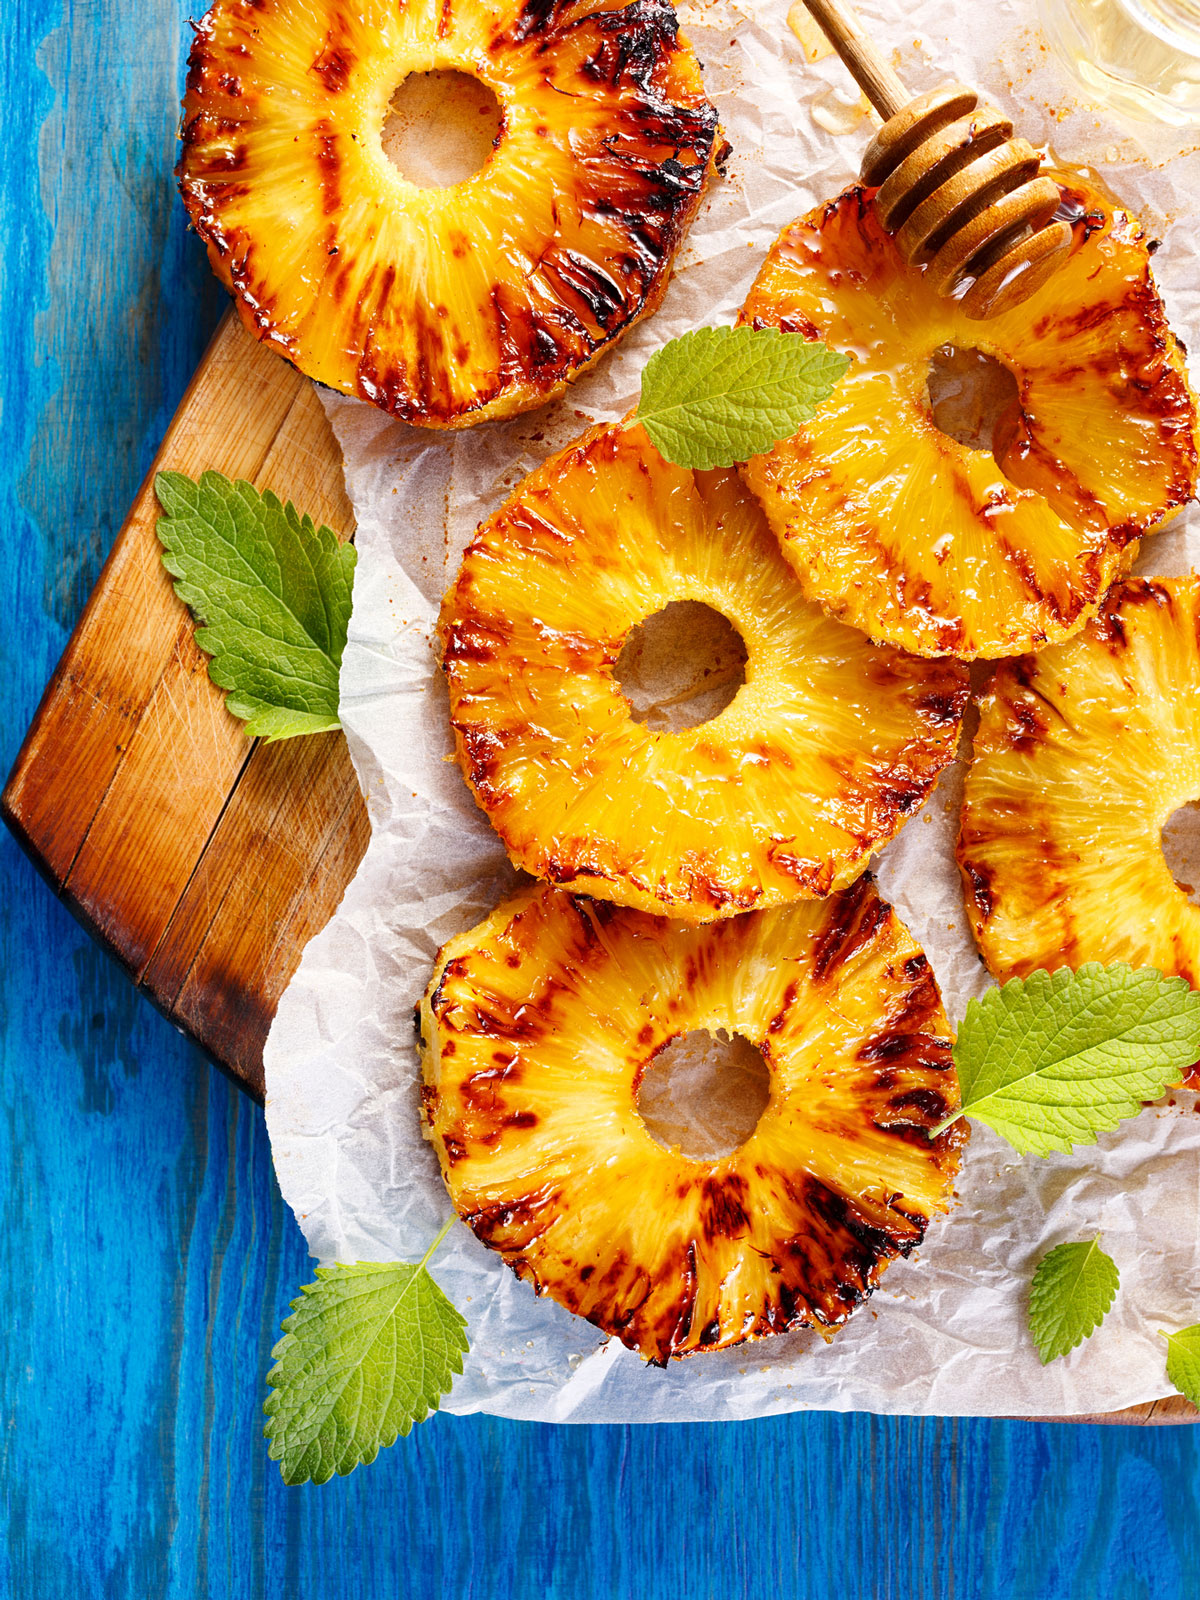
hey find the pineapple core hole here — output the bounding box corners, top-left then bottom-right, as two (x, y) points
(926, 345), (1021, 453)
(616, 601), (747, 732)
(381, 70), (502, 188)
(1162, 803), (1200, 906)
(637, 1029), (771, 1161)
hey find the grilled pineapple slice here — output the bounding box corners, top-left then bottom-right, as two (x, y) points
(439, 423), (968, 921)
(959, 575), (1200, 1086)
(419, 878), (965, 1363)
(178, 0), (720, 427)
(740, 180), (1197, 659)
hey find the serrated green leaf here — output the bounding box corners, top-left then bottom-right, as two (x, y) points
(155, 469), (356, 742)
(1163, 1324), (1200, 1407)
(1028, 1238), (1119, 1364)
(635, 324), (850, 470)
(938, 964), (1200, 1156)
(263, 1226), (468, 1486)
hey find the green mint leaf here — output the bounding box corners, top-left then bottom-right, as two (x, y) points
(937, 964), (1200, 1156)
(635, 324), (850, 470)
(1162, 1324), (1200, 1408)
(263, 1222), (468, 1486)
(1028, 1238), (1119, 1363)
(155, 469), (356, 742)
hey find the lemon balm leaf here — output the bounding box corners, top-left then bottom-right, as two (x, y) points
(155, 469), (356, 741)
(636, 325), (850, 470)
(1163, 1324), (1200, 1407)
(1028, 1238), (1119, 1364)
(935, 964), (1200, 1156)
(263, 1223), (468, 1486)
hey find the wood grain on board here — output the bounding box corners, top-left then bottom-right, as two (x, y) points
(1, 310), (369, 1098)
(2, 305), (1193, 1427)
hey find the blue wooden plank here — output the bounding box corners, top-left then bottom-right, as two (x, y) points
(2, 3), (1200, 1598)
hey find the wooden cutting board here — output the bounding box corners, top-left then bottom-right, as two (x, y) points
(2, 306), (1192, 1425)
(2, 310), (369, 1100)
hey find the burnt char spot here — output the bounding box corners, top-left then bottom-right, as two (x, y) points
(460, 1061), (522, 1114)
(1093, 577), (1175, 658)
(666, 1242), (700, 1355)
(881, 782), (925, 815)
(811, 877), (890, 984)
(768, 981), (799, 1034)
(1115, 576), (1174, 611)
(961, 855), (995, 922)
(454, 720), (517, 808)
(766, 312), (822, 339)
(1008, 692), (1048, 752)
(311, 45), (354, 93)
(441, 616), (510, 668)
(888, 1086), (948, 1122)
(858, 1030), (924, 1064)
(915, 686), (969, 726)
(314, 125), (341, 218)
(857, 962), (954, 1084)
(442, 1136), (468, 1166)
(508, 0), (567, 43)
(700, 1172), (751, 1240)
(468, 1182), (561, 1250)
(806, 1176), (920, 1267)
(540, 248), (629, 333)
(1054, 186), (1108, 243)
(504, 1109), (539, 1129)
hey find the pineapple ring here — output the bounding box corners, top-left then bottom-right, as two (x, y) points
(178, 0), (721, 428)
(419, 878), (966, 1363)
(439, 423), (969, 922)
(959, 575), (1200, 1087)
(740, 179), (1197, 659)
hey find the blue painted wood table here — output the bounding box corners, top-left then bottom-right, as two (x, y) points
(3, 3), (1200, 1596)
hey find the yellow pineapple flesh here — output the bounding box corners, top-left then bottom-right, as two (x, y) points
(419, 878), (966, 1363)
(959, 575), (1200, 1087)
(739, 179), (1197, 659)
(178, 0), (720, 427)
(439, 422), (969, 921)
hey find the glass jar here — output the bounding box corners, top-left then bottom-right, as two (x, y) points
(1045, 0), (1200, 126)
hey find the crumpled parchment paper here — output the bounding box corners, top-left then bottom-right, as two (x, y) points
(263, 0), (1200, 1419)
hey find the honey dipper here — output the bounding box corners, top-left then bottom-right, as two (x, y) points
(799, 0), (1070, 319)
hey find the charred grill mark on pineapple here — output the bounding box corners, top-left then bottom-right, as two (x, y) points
(810, 876), (891, 985)
(699, 1171), (751, 1240)
(539, 248), (630, 331)
(1093, 575), (1174, 659)
(311, 45), (354, 93)
(467, 1182), (564, 1251)
(959, 854), (996, 923)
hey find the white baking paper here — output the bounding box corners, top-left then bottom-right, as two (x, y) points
(264, 0), (1200, 1418)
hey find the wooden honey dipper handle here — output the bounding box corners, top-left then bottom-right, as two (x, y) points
(800, 0), (908, 120)
(798, 0), (1072, 319)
